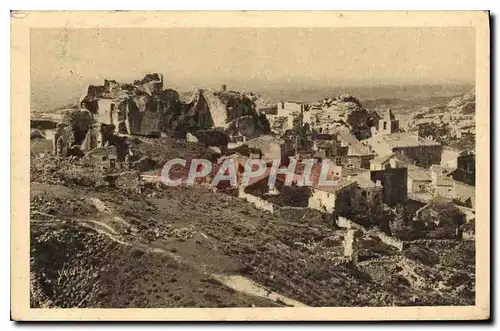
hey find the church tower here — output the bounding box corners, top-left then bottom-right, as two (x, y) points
(378, 108), (399, 135)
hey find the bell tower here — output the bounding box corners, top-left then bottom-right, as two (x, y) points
(378, 108), (399, 135)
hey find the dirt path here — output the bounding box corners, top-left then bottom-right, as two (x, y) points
(31, 196), (309, 307)
(213, 275), (308, 307)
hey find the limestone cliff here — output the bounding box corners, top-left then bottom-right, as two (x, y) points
(80, 75), (270, 139)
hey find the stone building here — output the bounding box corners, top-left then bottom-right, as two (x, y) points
(351, 173), (384, 214)
(430, 165), (456, 199)
(428, 164), (475, 208)
(275, 101), (311, 131)
(376, 108), (399, 135)
(277, 101), (308, 117)
(441, 146), (462, 168)
(245, 135), (294, 164)
(407, 164), (433, 194)
(308, 178), (357, 214)
(453, 180), (475, 208)
(370, 167), (408, 206)
(311, 133), (348, 160)
(333, 128), (375, 169)
(450, 150), (475, 186)
(369, 153), (405, 171)
(369, 131), (442, 168)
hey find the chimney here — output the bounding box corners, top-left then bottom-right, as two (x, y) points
(221, 84), (227, 92)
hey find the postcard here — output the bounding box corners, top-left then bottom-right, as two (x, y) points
(11, 10), (490, 321)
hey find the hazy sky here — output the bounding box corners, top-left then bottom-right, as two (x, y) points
(31, 27), (475, 108)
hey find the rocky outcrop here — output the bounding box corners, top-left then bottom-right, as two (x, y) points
(225, 114), (271, 140)
(80, 74), (270, 139)
(314, 94), (371, 139)
(446, 88), (475, 115)
(192, 129), (229, 148)
(60, 109), (94, 145)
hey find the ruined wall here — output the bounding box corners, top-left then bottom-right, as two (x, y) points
(239, 188), (278, 214)
(308, 188), (336, 213)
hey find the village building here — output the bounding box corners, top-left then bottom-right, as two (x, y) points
(292, 163), (383, 215)
(369, 155), (437, 205)
(277, 101), (308, 117)
(244, 135), (294, 164)
(237, 161), (380, 215)
(370, 166), (408, 206)
(453, 180), (475, 209)
(369, 153), (405, 171)
(267, 115), (291, 133)
(331, 128), (375, 169)
(428, 164), (475, 208)
(310, 133), (348, 160)
(449, 150), (475, 186)
(308, 178), (357, 214)
(369, 131), (442, 168)
(450, 120), (475, 139)
(441, 146), (462, 168)
(368, 153), (474, 209)
(274, 101), (312, 131)
(429, 164), (456, 199)
(407, 164), (433, 195)
(351, 172), (384, 213)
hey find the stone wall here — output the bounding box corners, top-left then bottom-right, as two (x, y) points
(373, 231), (404, 251)
(337, 216), (404, 251)
(239, 188), (278, 214)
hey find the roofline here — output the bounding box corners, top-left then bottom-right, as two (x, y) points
(311, 180), (356, 194)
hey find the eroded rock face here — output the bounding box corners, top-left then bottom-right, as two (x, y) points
(192, 129), (229, 148)
(225, 114), (271, 140)
(315, 94), (372, 139)
(80, 75), (270, 139)
(61, 109), (94, 145)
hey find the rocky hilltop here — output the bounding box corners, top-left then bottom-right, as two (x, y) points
(79, 74), (270, 139)
(446, 88), (475, 115)
(312, 94), (375, 139)
(409, 88), (476, 122)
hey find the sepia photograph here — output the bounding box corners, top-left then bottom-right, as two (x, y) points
(11, 11), (490, 321)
